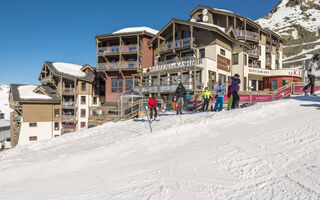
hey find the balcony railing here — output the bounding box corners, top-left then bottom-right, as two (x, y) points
(98, 61), (139, 70)
(63, 88), (75, 93)
(98, 46), (120, 55)
(62, 115), (75, 121)
(121, 61), (137, 69)
(98, 62), (120, 70)
(247, 49), (258, 57)
(158, 56), (195, 65)
(134, 82), (203, 93)
(62, 102), (75, 106)
(159, 37), (193, 52)
(249, 63), (260, 68)
(121, 44), (138, 53)
(40, 76), (51, 84)
(266, 59), (271, 66)
(236, 30), (259, 40)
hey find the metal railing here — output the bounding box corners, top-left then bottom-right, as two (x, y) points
(98, 61), (139, 70)
(63, 88), (75, 93)
(121, 44), (138, 53)
(62, 115), (75, 121)
(159, 37), (193, 52)
(235, 30), (259, 40)
(98, 46), (120, 55)
(247, 49), (258, 57)
(62, 102), (75, 106)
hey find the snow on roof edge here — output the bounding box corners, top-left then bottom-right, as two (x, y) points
(112, 27), (159, 35)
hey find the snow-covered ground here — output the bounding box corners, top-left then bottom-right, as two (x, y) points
(0, 84), (10, 120)
(0, 97), (320, 199)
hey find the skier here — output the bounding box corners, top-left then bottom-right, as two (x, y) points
(201, 87), (212, 112)
(148, 94), (158, 121)
(303, 54), (320, 96)
(227, 83), (232, 110)
(172, 95), (177, 111)
(175, 82), (186, 115)
(231, 74), (241, 109)
(214, 81), (226, 111)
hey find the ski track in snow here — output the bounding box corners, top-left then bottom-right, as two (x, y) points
(0, 97), (320, 199)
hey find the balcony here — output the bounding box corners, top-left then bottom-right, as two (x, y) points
(121, 44), (138, 53)
(63, 88), (75, 93)
(247, 49), (259, 57)
(63, 124), (76, 133)
(159, 38), (193, 52)
(98, 46), (120, 55)
(236, 30), (259, 41)
(62, 101), (75, 107)
(158, 56), (195, 65)
(134, 82), (203, 93)
(98, 61), (139, 70)
(62, 115), (75, 121)
(249, 63), (260, 68)
(266, 58), (271, 66)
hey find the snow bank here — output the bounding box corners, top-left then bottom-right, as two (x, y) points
(196, 22), (226, 33)
(17, 85), (52, 99)
(1, 97), (320, 199)
(52, 62), (86, 77)
(0, 84), (10, 120)
(113, 27), (159, 35)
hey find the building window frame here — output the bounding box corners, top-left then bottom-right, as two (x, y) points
(220, 49), (226, 56)
(80, 122), (86, 128)
(81, 96), (86, 105)
(54, 122), (60, 131)
(233, 53), (239, 65)
(111, 78), (123, 93)
(29, 136), (38, 141)
(81, 109), (86, 118)
(81, 82), (86, 91)
(54, 109), (60, 118)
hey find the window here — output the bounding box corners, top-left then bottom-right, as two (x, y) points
(144, 77), (149, 86)
(220, 49), (225, 56)
(271, 80), (278, 90)
(282, 80), (289, 86)
(183, 73), (189, 83)
(134, 78), (138, 87)
(81, 82), (86, 91)
(81, 122), (86, 128)
(29, 136), (37, 141)
(171, 74), (179, 84)
(244, 54), (248, 66)
(54, 122), (59, 131)
(233, 53), (239, 65)
(181, 30), (191, 39)
(111, 78), (123, 93)
(198, 14), (203, 22)
(93, 97), (97, 105)
(29, 123), (37, 127)
(214, 18), (219, 25)
(81, 96), (86, 104)
(161, 75), (168, 85)
(258, 80), (263, 91)
(54, 109), (60, 118)
(81, 109), (86, 118)
(200, 49), (205, 58)
(125, 78), (133, 91)
(259, 46), (261, 56)
(152, 76), (158, 86)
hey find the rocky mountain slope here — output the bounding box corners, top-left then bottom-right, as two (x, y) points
(0, 84), (10, 120)
(256, 0), (320, 68)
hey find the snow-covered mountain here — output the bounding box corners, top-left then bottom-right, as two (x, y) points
(0, 84), (10, 120)
(256, 0), (320, 68)
(0, 97), (320, 199)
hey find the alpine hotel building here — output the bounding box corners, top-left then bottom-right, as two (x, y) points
(9, 5), (302, 147)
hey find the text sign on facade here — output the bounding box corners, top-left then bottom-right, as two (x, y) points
(217, 55), (231, 72)
(248, 68), (270, 76)
(251, 94), (272, 102)
(148, 58), (203, 72)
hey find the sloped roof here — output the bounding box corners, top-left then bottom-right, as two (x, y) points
(44, 61), (95, 82)
(10, 84), (60, 103)
(113, 27), (158, 35)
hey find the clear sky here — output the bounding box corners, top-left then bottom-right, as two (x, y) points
(0, 0), (280, 85)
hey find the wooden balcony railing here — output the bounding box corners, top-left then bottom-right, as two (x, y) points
(62, 102), (75, 107)
(62, 115), (75, 121)
(63, 88), (75, 93)
(247, 49), (258, 57)
(98, 61), (140, 70)
(98, 46), (120, 55)
(121, 44), (138, 53)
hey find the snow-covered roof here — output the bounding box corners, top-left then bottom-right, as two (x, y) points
(212, 8), (235, 14)
(10, 84), (60, 102)
(0, 120), (9, 127)
(44, 61), (95, 82)
(52, 62), (86, 78)
(18, 85), (52, 100)
(113, 27), (159, 35)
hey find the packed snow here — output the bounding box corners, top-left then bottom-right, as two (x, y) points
(113, 27), (159, 35)
(52, 62), (86, 77)
(1, 96), (320, 199)
(17, 85), (52, 100)
(256, 0), (320, 39)
(0, 84), (10, 120)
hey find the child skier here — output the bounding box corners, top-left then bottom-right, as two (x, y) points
(214, 81), (226, 111)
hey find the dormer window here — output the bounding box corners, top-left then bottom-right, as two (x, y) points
(198, 14), (203, 22)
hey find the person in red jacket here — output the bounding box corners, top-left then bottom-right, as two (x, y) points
(148, 94), (158, 121)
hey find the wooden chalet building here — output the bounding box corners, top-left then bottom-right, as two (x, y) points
(95, 27), (158, 104)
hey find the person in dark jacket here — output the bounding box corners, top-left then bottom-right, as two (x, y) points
(303, 54), (320, 96)
(231, 74), (241, 109)
(175, 82), (186, 115)
(148, 94), (158, 120)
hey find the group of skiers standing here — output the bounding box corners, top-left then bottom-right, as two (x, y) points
(148, 74), (242, 120)
(201, 73), (241, 112)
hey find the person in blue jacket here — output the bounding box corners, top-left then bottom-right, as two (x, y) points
(214, 81), (226, 111)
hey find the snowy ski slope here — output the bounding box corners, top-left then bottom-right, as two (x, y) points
(0, 96), (320, 199)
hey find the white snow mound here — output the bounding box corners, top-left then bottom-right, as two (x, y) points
(113, 27), (159, 35)
(52, 62), (86, 77)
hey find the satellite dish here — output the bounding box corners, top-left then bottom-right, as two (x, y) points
(190, 18), (196, 22)
(202, 9), (208, 15)
(203, 15), (209, 22)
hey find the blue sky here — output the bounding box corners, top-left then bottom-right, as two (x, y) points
(0, 0), (280, 85)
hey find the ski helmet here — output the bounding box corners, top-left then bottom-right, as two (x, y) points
(314, 54), (320, 61)
(234, 73), (240, 77)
